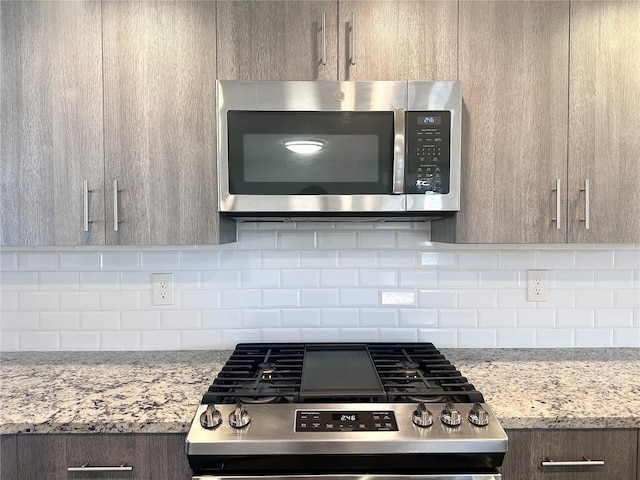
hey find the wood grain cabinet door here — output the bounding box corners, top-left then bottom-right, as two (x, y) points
(568, 1), (640, 243)
(217, 0), (338, 81)
(433, 1), (570, 244)
(499, 429), (638, 480)
(0, 1), (105, 246)
(102, 1), (227, 246)
(15, 433), (190, 480)
(337, 0), (457, 81)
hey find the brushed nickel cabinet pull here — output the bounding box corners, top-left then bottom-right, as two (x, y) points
(113, 179), (121, 232)
(68, 462), (133, 472)
(349, 13), (356, 65)
(542, 456), (604, 467)
(552, 178), (561, 229)
(580, 178), (590, 230)
(321, 13), (327, 66)
(83, 180), (93, 232)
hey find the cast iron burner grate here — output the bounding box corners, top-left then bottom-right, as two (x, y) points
(201, 343), (484, 405)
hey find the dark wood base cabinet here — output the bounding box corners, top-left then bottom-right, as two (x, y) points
(499, 429), (638, 480)
(1, 434), (191, 480)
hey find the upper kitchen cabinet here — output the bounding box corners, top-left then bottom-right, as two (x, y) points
(432, 1), (570, 243)
(1, 1), (105, 246)
(217, 1), (338, 80)
(337, 1), (457, 81)
(216, 0), (457, 82)
(568, 1), (640, 243)
(102, 1), (233, 245)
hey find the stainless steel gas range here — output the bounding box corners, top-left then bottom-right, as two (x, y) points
(186, 343), (508, 480)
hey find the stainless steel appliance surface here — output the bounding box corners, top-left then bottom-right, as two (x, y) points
(217, 81), (462, 220)
(186, 343), (507, 480)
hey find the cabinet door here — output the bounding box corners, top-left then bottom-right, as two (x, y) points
(15, 434), (187, 480)
(433, 1), (569, 243)
(568, 1), (640, 243)
(337, 1), (457, 81)
(500, 429), (637, 480)
(217, 1), (338, 81)
(103, 1), (229, 245)
(0, 1), (105, 246)
(1, 435), (17, 479)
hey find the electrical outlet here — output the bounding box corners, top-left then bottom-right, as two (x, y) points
(152, 273), (174, 306)
(527, 270), (548, 302)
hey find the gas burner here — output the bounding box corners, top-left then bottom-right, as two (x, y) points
(406, 395), (445, 403)
(237, 396), (278, 404)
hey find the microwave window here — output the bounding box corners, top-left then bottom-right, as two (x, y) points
(227, 111), (394, 195)
(243, 134), (379, 183)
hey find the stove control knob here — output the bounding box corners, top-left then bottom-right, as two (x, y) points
(228, 403), (251, 428)
(200, 404), (222, 430)
(440, 402), (462, 427)
(468, 402), (490, 427)
(412, 402), (433, 427)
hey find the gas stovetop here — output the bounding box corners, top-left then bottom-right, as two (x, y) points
(201, 342), (484, 405)
(186, 343), (508, 478)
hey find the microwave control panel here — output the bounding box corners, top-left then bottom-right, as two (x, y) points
(405, 111), (451, 194)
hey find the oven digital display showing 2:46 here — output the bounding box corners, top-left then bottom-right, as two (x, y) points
(332, 413), (358, 422)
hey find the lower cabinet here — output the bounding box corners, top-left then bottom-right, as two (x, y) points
(500, 429), (638, 480)
(9, 433), (191, 480)
(1, 435), (18, 478)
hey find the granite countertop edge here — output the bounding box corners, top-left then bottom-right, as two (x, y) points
(1, 348), (638, 435)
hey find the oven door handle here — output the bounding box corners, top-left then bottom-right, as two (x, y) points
(392, 108), (406, 195)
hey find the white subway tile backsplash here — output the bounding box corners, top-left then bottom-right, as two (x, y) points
(340, 289), (379, 307)
(40, 312), (79, 331)
(100, 332), (141, 351)
(19, 332), (60, 351)
(398, 309), (437, 327)
(535, 328), (575, 347)
(61, 332), (100, 351)
(321, 269), (359, 287)
(1, 229), (639, 351)
(59, 252), (100, 271)
(18, 252), (58, 271)
(417, 328), (457, 347)
(80, 312), (120, 331)
(101, 252), (141, 271)
(613, 328), (640, 347)
(19, 292), (59, 311)
(418, 290), (457, 308)
(574, 328), (613, 347)
(358, 309), (398, 328)
(221, 251), (260, 270)
(0, 312), (39, 331)
(141, 251), (181, 271)
(242, 309), (281, 328)
(59, 292), (101, 311)
(317, 231), (358, 249)
(358, 231), (396, 249)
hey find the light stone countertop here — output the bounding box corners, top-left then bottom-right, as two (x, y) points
(0, 348), (638, 435)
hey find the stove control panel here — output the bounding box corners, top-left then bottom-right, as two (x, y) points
(295, 410), (399, 432)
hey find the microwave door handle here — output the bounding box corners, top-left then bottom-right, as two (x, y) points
(392, 109), (405, 194)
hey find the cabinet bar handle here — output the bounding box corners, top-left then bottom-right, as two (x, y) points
(350, 13), (356, 65)
(321, 13), (327, 65)
(580, 178), (590, 230)
(68, 462), (133, 472)
(542, 456), (604, 467)
(552, 178), (561, 229)
(83, 180), (93, 232)
(113, 179), (120, 232)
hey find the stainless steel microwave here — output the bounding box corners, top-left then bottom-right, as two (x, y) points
(217, 80), (461, 219)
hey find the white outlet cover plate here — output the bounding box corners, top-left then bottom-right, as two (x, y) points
(152, 273), (174, 306)
(527, 270), (548, 302)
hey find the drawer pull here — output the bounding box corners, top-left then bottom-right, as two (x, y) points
(542, 456), (605, 467)
(68, 462), (133, 472)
